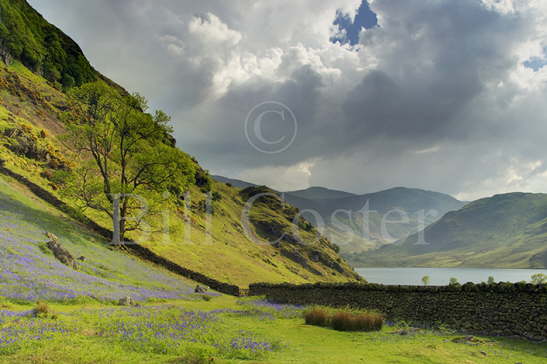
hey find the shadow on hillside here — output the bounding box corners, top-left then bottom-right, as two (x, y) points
(0, 179), (108, 248)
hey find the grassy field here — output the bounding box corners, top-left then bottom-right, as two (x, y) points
(0, 296), (545, 364)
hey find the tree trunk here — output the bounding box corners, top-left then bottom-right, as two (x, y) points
(112, 196), (121, 245)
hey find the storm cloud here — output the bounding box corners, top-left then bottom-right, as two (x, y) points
(29, 0), (547, 200)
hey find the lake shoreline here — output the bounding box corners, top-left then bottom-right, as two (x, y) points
(356, 267), (547, 286)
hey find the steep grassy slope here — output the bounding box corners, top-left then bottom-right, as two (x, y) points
(0, 0), (123, 91)
(0, 1), (358, 287)
(0, 174), (200, 302)
(357, 193), (547, 268)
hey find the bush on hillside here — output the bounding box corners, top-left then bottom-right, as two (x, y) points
(304, 308), (330, 327)
(195, 167), (212, 192)
(32, 301), (55, 319)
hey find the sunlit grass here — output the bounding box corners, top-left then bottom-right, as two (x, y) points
(1, 296), (544, 364)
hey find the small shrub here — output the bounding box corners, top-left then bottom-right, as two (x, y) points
(32, 302), (51, 318)
(531, 273), (546, 285)
(195, 167), (212, 191)
(330, 311), (383, 332)
(330, 312), (353, 331)
(304, 308), (330, 327)
(212, 191), (222, 201)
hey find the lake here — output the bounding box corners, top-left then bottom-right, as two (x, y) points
(355, 267), (547, 286)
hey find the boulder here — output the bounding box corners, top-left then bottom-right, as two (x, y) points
(118, 296), (136, 306)
(45, 232), (77, 270)
(194, 285), (208, 294)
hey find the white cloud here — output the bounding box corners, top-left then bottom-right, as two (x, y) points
(28, 0), (547, 199)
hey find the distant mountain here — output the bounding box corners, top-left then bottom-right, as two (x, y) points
(283, 187), (466, 261)
(285, 186), (464, 218)
(213, 176), (466, 260)
(286, 186), (357, 200)
(356, 192), (547, 268)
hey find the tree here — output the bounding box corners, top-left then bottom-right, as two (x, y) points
(421, 275), (430, 286)
(530, 273), (546, 285)
(449, 277), (459, 286)
(487, 276), (495, 284)
(64, 82), (195, 244)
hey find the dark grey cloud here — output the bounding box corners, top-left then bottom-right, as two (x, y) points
(28, 0), (547, 199)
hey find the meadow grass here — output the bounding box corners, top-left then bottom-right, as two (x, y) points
(0, 296), (545, 364)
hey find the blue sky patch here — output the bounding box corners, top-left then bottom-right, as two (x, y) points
(331, 1), (378, 45)
(523, 47), (547, 72)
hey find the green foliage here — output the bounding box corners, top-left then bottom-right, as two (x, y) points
(487, 276), (495, 284)
(194, 166), (212, 192)
(0, 0), (97, 88)
(422, 275), (430, 286)
(449, 277), (459, 286)
(530, 273), (546, 285)
(211, 191), (222, 202)
(63, 82), (195, 240)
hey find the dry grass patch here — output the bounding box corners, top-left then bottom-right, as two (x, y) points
(304, 307), (383, 332)
(304, 308), (330, 327)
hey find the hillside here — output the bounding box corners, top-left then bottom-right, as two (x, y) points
(213, 175), (467, 264)
(0, 0), (359, 292)
(284, 187), (466, 262)
(0, 174), (202, 301)
(356, 193), (547, 268)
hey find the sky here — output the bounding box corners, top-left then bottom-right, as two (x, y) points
(28, 0), (547, 200)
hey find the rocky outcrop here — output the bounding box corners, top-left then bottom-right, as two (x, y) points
(118, 296), (137, 306)
(45, 232), (77, 270)
(0, 44), (12, 65)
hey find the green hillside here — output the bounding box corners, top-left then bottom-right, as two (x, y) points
(0, 0), (359, 291)
(0, 173), (200, 301)
(213, 176), (468, 265)
(283, 186), (466, 262)
(356, 193), (547, 268)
